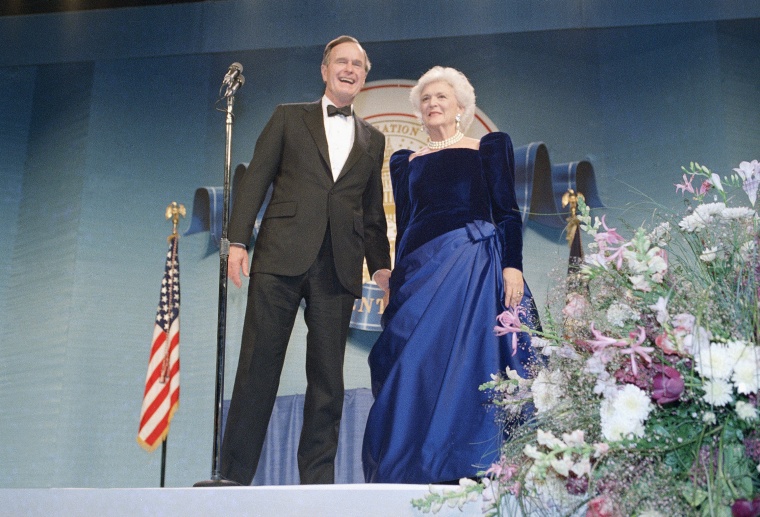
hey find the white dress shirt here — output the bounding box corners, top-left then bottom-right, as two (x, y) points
(322, 96), (355, 181)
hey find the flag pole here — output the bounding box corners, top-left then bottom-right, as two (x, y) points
(161, 203), (184, 488)
(161, 438), (167, 487)
(194, 66), (245, 488)
(137, 202), (184, 483)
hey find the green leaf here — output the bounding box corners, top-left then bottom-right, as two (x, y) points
(702, 505), (733, 517)
(737, 475), (754, 497)
(681, 483), (708, 507)
(723, 443), (752, 482)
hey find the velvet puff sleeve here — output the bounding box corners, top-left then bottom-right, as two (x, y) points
(479, 132), (523, 272)
(389, 149), (413, 262)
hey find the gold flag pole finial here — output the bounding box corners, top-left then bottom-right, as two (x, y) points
(165, 202), (186, 243)
(562, 189), (584, 247)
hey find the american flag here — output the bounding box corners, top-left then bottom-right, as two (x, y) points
(137, 236), (180, 452)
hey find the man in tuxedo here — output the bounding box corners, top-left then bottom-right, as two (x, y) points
(220, 35), (391, 485)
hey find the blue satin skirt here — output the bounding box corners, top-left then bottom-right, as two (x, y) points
(362, 220), (541, 484)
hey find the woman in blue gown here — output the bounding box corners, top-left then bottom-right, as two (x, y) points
(362, 66), (542, 484)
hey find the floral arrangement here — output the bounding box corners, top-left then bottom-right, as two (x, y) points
(413, 160), (760, 517)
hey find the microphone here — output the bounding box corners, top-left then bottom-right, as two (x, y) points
(226, 74), (245, 97)
(223, 62), (243, 86)
(221, 62), (245, 97)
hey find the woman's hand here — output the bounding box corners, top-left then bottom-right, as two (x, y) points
(503, 267), (524, 307)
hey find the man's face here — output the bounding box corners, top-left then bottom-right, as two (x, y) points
(321, 42), (367, 107)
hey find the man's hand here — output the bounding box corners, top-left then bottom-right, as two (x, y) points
(373, 268), (391, 292)
(373, 268), (392, 307)
(228, 245), (250, 288)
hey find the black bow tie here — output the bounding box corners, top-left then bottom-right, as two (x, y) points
(327, 104), (352, 117)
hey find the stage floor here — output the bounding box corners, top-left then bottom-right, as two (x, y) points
(0, 484), (494, 517)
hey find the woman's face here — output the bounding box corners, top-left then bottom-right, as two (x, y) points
(419, 80), (461, 133)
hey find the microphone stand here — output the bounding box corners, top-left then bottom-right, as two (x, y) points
(194, 71), (244, 488)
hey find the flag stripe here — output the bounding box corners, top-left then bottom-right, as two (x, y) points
(140, 342), (180, 427)
(139, 335), (180, 436)
(137, 237), (180, 453)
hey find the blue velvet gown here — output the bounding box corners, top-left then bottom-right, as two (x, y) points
(362, 132), (542, 484)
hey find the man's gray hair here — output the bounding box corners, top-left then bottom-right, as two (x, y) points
(322, 35), (371, 73)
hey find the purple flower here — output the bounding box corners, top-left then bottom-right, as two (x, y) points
(691, 445), (719, 487)
(565, 473), (588, 495)
(731, 497), (760, 517)
(651, 364), (685, 404)
(744, 433), (760, 463)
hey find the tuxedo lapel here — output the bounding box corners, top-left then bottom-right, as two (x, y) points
(303, 102), (332, 180)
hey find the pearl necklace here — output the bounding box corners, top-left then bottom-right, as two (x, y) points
(427, 130), (464, 150)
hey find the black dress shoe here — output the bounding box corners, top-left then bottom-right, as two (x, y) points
(193, 477), (242, 487)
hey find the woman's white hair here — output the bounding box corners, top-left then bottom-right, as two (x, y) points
(409, 66), (477, 132)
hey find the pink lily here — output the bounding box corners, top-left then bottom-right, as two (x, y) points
(594, 215), (626, 248)
(495, 307), (525, 356)
(605, 245), (627, 270)
(675, 174), (695, 195)
(592, 216), (628, 269)
(697, 180), (712, 196)
(619, 326), (654, 376)
(484, 457), (518, 482)
(587, 495), (621, 517)
(654, 332), (678, 355)
(601, 215), (625, 242)
(586, 322), (627, 352)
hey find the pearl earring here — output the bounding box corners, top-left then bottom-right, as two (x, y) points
(455, 113), (461, 131)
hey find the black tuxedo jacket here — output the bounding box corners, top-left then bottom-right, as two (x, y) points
(229, 101), (391, 297)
